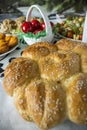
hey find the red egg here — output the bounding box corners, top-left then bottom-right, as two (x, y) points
(21, 21), (33, 33)
(31, 19), (40, 30)
(41, 22), (45, 30)
(34, 29), (42, 34)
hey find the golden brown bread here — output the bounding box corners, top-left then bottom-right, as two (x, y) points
(63, 73), (87, 124)
(39, 51), (80, 81)
(0, 39), (9, 53)
(0, 33), (5, 39)
(3, 39), (87, 129)
(5, 35), (11, 42)
(56, 39), (80, 51)
(22, 42), (58, 61)
(0, 33), (18, 54)
(13, 79), (66, 129)
(4, 57), (40, 96)
(8, 36), (18, 48)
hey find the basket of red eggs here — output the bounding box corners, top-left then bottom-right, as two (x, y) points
(21, 4), (54, 45)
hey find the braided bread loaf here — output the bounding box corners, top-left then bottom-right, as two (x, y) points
(3, 39), (87, 130)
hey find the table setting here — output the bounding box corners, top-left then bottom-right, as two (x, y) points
(0, 4), (87, 130)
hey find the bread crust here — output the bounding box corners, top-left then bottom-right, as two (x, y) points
(3, 39), (87, 129)
(22, 42), (58, 61)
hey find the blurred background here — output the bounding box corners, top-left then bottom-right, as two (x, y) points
(0, 0), (87, 14)
(0, 0), (87, 22)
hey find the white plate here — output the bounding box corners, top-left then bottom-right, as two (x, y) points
(0, 44), (18, 57)
(54, 13), (85, 42)
(56, 33), (82, 42)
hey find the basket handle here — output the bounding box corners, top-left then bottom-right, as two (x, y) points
(26, 4), (53, 37)
(82, 12), (87, 43)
